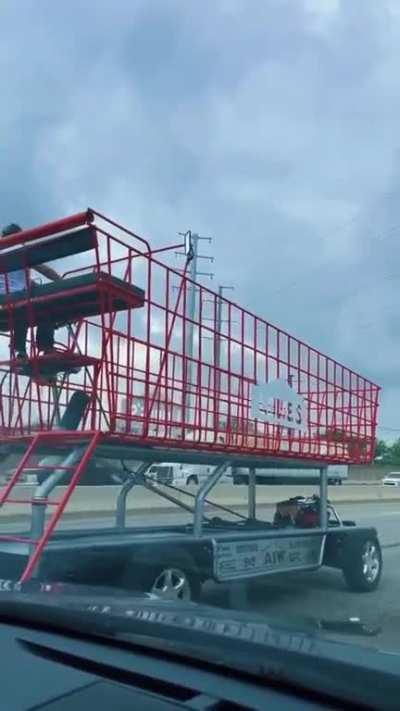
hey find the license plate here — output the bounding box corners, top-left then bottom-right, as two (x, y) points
(214, 534), (325, 581)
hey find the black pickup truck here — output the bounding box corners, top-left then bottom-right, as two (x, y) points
(0, 468), (382, 602)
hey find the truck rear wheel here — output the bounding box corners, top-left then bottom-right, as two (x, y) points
(122, 551), (201, 602)
(150, 565), (199, 601)
(342, 537), (382, 592)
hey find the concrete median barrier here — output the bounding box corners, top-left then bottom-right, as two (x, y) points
(349, 464), (399, 482)
(2, 482), (400, 521)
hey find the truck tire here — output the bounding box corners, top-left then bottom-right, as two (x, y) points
(186, 475), (198, 486)
(342, 537), (382, 592)
(122, 550), (202, 602)
(150, 563), (201, 602)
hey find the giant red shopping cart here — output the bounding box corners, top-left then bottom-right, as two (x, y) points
(0, 208), (379, 462)
(0, 209), (380, 582)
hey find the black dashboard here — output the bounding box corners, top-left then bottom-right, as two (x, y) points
(0, 619), (328, 710)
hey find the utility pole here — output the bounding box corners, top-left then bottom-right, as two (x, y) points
(215, 285), (234, 431)
(176, 232), (213, 426)
(215, 285), (234, 375)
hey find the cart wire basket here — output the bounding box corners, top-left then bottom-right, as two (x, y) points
(0, 209), (379, 465)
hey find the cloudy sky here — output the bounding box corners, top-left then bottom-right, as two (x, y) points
(1, 0), (400, 438)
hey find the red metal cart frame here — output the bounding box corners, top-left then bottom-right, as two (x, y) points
(0, 209), (380, 581)
(0, 208), (379, 463)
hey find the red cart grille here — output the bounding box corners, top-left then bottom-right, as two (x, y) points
(0, 209), (379, 464)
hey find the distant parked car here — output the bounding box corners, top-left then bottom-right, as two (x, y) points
(382, 473), (400, 486)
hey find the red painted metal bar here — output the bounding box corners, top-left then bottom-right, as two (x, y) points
(0, 208), (380, 465)
(0, 210), (93, 250)
(145, 258), (191, 425)
(20, 431), (101, 583)
(77, 214), (381, 386)
(0, 434), (40, 505)
(0, 535), (36, 544)
(90, 208), (151, 253)
(6, 498), (59, 505)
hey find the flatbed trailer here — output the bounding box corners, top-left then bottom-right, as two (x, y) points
(0, 210), (381, 597)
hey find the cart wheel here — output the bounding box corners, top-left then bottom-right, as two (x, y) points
(342, 537), (382, 592)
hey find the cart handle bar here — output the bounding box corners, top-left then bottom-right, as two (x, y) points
(0, 211), (94, 251)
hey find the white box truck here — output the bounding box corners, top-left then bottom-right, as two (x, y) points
(149, 463), (348, 487)
(231, 464), (348, 486)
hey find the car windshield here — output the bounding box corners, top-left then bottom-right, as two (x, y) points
(1, 0), (400, 705)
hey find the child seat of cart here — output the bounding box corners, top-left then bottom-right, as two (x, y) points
(0, 226), (145, 331)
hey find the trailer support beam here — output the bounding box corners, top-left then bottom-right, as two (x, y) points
(319, 465), (328, 530)
(194, 460), (231, 537)
(29, 447), (86, 558)
(115, 461), (152, 529)
(248, 467), (256, 519)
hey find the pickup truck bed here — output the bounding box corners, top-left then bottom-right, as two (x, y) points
(0, 521), (379, 594)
